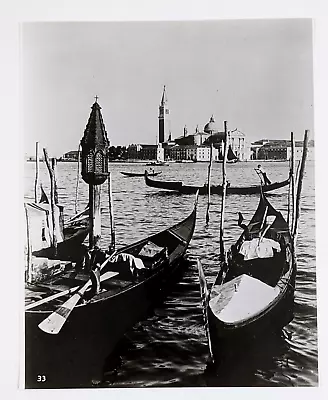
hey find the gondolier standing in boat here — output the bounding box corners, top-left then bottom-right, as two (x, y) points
(255, 164), (272, 185)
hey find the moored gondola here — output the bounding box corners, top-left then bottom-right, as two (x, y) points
(25, 194), (197, 388)
(120, 170), (162, 177)
(197, 128), (309, 366)
(145, 172), (290, 195)
(25, 98), (198, 388)
(199, 192), (295, 361)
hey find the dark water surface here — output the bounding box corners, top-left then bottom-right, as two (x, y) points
(24, 160), (317, 387)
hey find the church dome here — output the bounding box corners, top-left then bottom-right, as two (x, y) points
(204, 115), (218, 133)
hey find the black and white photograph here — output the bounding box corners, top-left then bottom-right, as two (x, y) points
(19, 15), (319, 391)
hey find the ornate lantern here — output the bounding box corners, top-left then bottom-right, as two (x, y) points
(80, 97), (110, 185)
(80, 97), (110, 249)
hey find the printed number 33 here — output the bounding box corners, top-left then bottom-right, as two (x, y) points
(37, 375), (46, 382)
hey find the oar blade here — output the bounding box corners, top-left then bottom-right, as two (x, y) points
(37, 271), (119, 334)
(38, 310), (67, 335)
(38, 292), (81, 334)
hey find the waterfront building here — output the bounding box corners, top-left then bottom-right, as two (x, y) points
(167, 144), (219, 162)
(61, 150), (79, 161)
(126, 89), (249, 162)
(157, 143), (165, 162)
(287, 141), (315, 161)
(201, 116), (248, 161)
(196, 145), (219, 162)
(252, 139), (315, 161)
(136, 144), (157, 160)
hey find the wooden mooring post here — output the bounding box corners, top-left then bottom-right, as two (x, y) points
(88, 184), (102, 249)
(292, 130), (309, 249)
(219, 121), (229, 260)
(205, 142), (213, 225)
(75, 145), (81, 214)
(108, 172), (116, 252)
(34, 142), (39, 203)
(24, 204), (33, 283)
(287, 132), (296, 231)
(43, 148), (58, 256)
(52, 157), (59, 204)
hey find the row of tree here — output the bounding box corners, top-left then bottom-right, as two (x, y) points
(108, 146), (128, 160)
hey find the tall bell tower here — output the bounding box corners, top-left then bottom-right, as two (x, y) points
(158, 85), (170, 143)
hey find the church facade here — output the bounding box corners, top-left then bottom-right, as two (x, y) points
(127, 86), (250, 162)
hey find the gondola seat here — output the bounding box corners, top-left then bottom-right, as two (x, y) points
(137, 241), (168, 269)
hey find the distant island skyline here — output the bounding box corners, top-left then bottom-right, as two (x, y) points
(22, 20), (313, 158)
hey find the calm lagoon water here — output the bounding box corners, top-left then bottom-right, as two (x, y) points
(24, 160), (317, 387)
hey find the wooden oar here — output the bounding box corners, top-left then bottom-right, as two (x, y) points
(260, 206), (268, 231)
(66, 205), (89, 225)
(197, 259), (213, 361)
(26, 270), (118, 311)
(38, 252), (118, 334)
(258, 215), (276, 244)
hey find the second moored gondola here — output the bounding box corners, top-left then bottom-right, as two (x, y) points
(198, 192), (295, 362)
(120, 170), (162, 177)
(145, 172), (290, 195)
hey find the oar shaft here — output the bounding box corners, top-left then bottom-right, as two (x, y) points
(26, 270), (119, 311)
(38, 250), (120, 334)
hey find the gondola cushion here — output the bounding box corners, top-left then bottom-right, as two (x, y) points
(138, 241), (167, 262)
(239, 238), (281, 261)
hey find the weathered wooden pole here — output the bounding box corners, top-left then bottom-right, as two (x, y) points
(205, 142), (213, 225)
(93, 185), (102, 247)
(87, 184), (102, 248)
(43, 148), (57, 255)
(34, 142), (39, 203)
(52, 157), (58, 204)
(290, 132), (296, 231)
(75, 145), (81, 214)
(88, 184), (95, 248)
(108, 172), (116, 252)
(204, 115), (216, 225)
(24, 204), (33, 283)
(292, 130), (309, 246)
(219, 121), (229, 259)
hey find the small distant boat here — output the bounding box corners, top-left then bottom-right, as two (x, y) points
(120, 170), (162, 177)
(146, 161), (169, 166)
(198, 191), (296, 361)
(145, 173), (290, 195)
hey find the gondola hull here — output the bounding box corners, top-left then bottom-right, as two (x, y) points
(25, 202), (197, 388)
(120, 171), (162, 177)
(207, 269), (296, 362)
(145, 174), (290, 195)
(201, 193), (296, 363)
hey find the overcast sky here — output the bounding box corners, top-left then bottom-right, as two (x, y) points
(22, 19), (313, 157)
